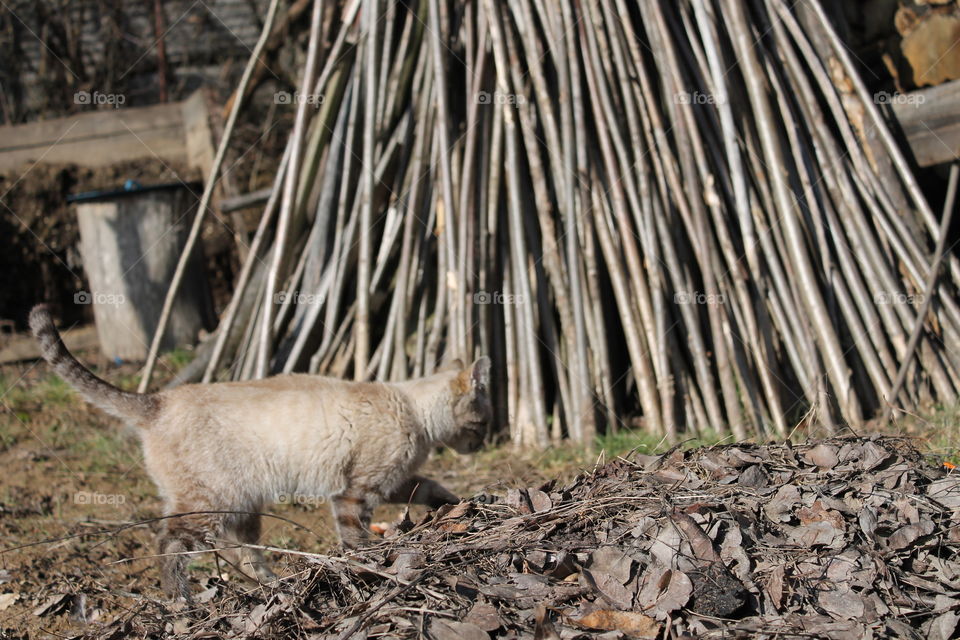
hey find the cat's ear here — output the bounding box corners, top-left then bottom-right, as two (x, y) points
(469, 356), (491, 392)
(439, 357), (464, 372)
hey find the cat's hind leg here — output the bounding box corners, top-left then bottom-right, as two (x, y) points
(332, 493), (374, 548)
(228, 512), (276, 583)
(158, 506), (224, 602)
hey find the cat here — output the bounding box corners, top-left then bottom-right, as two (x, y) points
(29, 304), (491, 600)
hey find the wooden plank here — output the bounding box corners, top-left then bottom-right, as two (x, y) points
(0, 101), (187, 171)
(181, 90), (216, 180)
(0, 102), (182, 150)
(0, 126), (186, 171)
(892, 79), (960, 167)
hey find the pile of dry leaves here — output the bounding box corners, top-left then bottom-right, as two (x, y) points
(89, 436), (960, 639)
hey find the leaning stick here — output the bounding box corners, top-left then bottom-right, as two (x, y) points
(258, 0), (324, 378)
(355, 0), (380, 379)
(139, 0), (283, 392)
(883, 163), (960, 421)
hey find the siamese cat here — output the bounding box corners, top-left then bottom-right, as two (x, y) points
(30, 304), (491, 600)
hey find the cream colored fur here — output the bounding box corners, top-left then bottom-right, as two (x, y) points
(29, 304), (491, 601)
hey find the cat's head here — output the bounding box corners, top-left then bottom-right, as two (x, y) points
(446, 356), (492, 454)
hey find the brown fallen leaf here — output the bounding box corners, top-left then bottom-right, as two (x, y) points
(766, 564), (786, 610)
(804, 443), (840, 469)
(636, 564), (693, 618)
(926, 595), (959, 640)
(859, 441), (892, 470)
(788, 520), (843, 548)
(0, 593), (19, 611)
(463, 602), (501, 631)
(528, 489), (553, 513)
(434, 501), (472, 521)
(572, 609), (660, 638)
(765, 484), (802, 523)
(887, 519), (935, 551)
(797, 501), (844, 528)
(244, 603), (270, 634)
(818, 586), (865, 621)
(506, 488), (533, 514)
(929, 477), (960, 509)
(388, 551), (426, 582)
(588, 546), (636, 584)
(671, 511), (720, 562)
(581, 569), (634, 610)
(739, 464), (769, 488)
(429, 619), (490, 640)
(858, 506), (878, 539)
(437, 521), (470, 533)
(196, 585), (219, 603)
(32, 593), (70, 617)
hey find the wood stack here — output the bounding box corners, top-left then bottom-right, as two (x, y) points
(144, 0), (960, 446)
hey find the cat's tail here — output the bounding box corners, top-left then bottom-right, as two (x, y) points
(29, 304), (160, 427)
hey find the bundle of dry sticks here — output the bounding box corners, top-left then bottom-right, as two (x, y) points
(142, 0), (960, 447)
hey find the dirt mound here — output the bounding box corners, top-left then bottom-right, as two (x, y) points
(67, 436), (960, 639)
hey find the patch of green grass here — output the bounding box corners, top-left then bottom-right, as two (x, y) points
(0, 372), (35, 409)
(903, 401), (960, 465)
(40, 417), (83, 451)
(163, 347), (195, 370)
(598, 426), (732, 456)
(35, 375), (74, 405)
(113, 372), (141, 392)
(0, 420), (22, 451)
(0, 410), (29, 451)
(0, 372), (76, 410)
(110, 348), (192, 391)
(443, 425), (740, 487)
(74, 430), (138, 472)
(595, 428), (666, 458)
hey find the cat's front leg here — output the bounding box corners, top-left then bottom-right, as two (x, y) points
(332, 493), (373, 548)
(387, 475), (460, 509)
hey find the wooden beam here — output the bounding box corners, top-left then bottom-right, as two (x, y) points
(0, 102), (185, 171)
(891, 79), (960, 168)
(0, 89), (213, 174)
(220, 187), (272, 213)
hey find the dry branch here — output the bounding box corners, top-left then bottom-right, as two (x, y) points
(146, 0), (960, 444)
